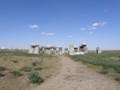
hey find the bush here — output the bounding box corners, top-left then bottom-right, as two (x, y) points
(11, 70), (22, 77)
(115, 75), (120, 81)
(28, 72), (44, 84)
(32, 62), (40, 66)
(20, 66), (32, 72)
(0, 72), (5, 77)
(0, 66), (6, 71)
(12, 60), (18, 63)
(34, 67), (42, 71)
(100, 68), (108, 74)
(113, 65), (120, 73)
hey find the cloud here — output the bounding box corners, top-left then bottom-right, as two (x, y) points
(80, 21), (108, 31)
(92, 22), (100, 27)
(67, 35), (73, 38)
(89, 22), (108, 30)
(28, 24), (39, 29)
(41, 32), (55, 36)
(88, 32), (93, 35)
(80, 28), (86, 31)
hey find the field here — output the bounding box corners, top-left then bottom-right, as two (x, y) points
(0, 50), (61, 90)
(70, 50), (120, 82)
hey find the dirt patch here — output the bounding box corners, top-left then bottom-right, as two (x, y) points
(39, 57), (62, 79)
(0, 55), (61, 90)
(110, 57), (120, 61)
(27, 56), (120, 90)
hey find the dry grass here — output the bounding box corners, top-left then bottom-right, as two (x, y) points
(70, 50), (120, 82)
(0, 50), (61, 90)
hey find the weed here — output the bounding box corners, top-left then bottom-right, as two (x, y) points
(32, 62), (40, 66)
(0, 72), (5, 77)
(0, 66), (6, 71)
(28, 72), (44, 84)
(100, 68), (108, 74)
(113, 65), (120, 73)
(12, 60), (18, 63)
(11, 70), (22, 77)
(20, 66), (32, 72)
(70, 51), (120, 82)
(34, 67), (42, 70)
(115, 75), (120, 81)
(70, 51), (120, 74)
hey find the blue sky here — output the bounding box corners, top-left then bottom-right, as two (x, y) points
(0, 0), (120, 50)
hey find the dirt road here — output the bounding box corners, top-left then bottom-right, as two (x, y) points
(26, 56), (120, 90)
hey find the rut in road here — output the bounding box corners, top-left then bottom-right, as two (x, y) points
(26, 56), (120, 90)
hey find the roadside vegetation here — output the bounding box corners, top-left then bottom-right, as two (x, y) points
(29, 72), (44, 84)
(70, 50), (120, 82)
(0, 49), (61, 90)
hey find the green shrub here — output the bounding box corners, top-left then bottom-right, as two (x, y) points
(113, 65), (120, 73)
(12, 60), (18, 63)
(32, 62), (40, 66)
(28, 72), (44, 84)
(20, 66), (32, 72)
(71, 52), (120, 74)
(34, 67), (42, 70)
(115, 75), (120, 81)
(0, 72), (5, 77)
(11, 70), (22, 77)
(0, 66), (6, 71)
(100, 68), (108, 74)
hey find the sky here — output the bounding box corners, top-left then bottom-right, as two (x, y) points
(0, 0), (120, 50)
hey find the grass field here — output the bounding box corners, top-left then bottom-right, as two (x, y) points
(0, 50), (61, 90)
(70, 50), (120, 81)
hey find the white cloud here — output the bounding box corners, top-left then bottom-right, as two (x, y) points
(88, 32), (93, 35)
(80, 28), (86, 31)
(41, 32), (46, 35)
(46, 33), (55, 36)
(100, 22), (108, 26)
(80, 21), (108, 31)
(79, 21), (108, 36)
(89, 26), (96, 30)
(41, 32), (55, 36)
(28, 24), (39, 29)
(92, 22), (100, 27)
(67, 35), (73, 38)
(89, 22), (108, 30)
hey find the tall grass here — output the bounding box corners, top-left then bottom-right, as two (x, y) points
(0, 49), (52, 58)
(71, 51), (120, 73)
(70, 50), (120, 81)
